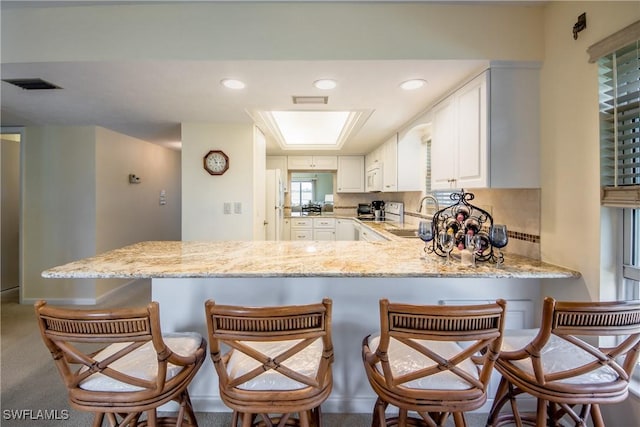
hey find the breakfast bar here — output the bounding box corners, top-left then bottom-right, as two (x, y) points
(42, 238), (579, 413)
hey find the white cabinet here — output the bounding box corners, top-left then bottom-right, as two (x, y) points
(382, 134), (398, 192)
(283, 218), (291, 240)
(431, 72), (487, 189)
(287, 156), (338, 170)
(288, 217), (336, 240)
(359, 226), (386, 241)
(397, 126), (426, 192)
(313, 217), (335, 241)
(290, 217), (313, 241)
(336, 219), (355, 241)
(337, 156), (365, 193)
(365, 145), (383, 170)
(430, 65), (540, 189)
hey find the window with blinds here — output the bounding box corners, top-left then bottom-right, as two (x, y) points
(599, 39), (640, 207)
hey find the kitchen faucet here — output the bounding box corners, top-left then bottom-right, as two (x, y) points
(417, 195), (440, 215)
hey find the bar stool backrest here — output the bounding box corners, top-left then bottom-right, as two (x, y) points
(523, 297), (640, 387)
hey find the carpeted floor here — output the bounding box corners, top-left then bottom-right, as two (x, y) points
(1, 281), (488, 426)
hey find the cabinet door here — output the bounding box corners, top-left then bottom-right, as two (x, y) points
(456, 73), (488, 188)
(337, 156), (365, 193)
(313, 229), (335, 241)
(397, 129), (424, 192)
(431, 98), (457, 190)
(313, 218), (336, 229)
(291, 229), (313, 241)
(287, 156), (314, 170)
(313, 156), (338, 170)
(291, 218), (313, 228)
(382, 134), (398, 192)
(336, 219), (355, 241)
(283, 219), (291, 240)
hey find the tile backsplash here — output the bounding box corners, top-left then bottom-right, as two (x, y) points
(400, 188), (541, 260)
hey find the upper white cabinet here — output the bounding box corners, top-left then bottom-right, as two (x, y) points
(337, 156), (365, 193)
(396, 127), (425, 192)
(288, 155), (338, 170)
(382, 134), (398, 192)
(431, 64), (540, 189)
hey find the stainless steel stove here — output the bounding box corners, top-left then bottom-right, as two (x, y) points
(384, 202), (404, 224)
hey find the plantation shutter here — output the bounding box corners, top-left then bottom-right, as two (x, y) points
(591, 21), (640, 208)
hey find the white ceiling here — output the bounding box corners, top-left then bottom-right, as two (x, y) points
(1, 59), (488, 154)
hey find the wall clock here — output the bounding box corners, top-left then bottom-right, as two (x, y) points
(203, 150), (229, 175)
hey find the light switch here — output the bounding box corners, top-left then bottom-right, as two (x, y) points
(234, 202), (242, 214)
(223, 202), (232, 214)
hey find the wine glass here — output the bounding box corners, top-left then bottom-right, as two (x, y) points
(489, 224), (508, 266)
(464, 233), (478, 267)
(439, 231), (455, 264)
(418, 220), (434, 242)
(417, 221), (434, 259)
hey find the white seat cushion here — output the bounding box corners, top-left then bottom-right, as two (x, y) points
(501, 329), (618, 385)
(79, 332), (202, 392)
(368, 336), (480, 390)
(226, 339), (322, 391)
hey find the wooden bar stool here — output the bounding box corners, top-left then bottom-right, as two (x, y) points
(487, 296), (640, 427)
(35, 300), (206, 427)
(362, 298), (507, 427)
(204, 298), (334, 427)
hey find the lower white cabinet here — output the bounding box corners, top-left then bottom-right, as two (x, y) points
(288, 217), (336, 241)
(313, 218), (335, 241)
(336, 219), (356, 241)
(290, 218), (313, 241)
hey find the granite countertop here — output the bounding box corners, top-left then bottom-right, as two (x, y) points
(41, 235), (580, 280)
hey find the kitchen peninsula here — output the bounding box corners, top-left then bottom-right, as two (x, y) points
(42, 234), (579, 414)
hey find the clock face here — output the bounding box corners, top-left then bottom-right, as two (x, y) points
(203, 150), (229, 175)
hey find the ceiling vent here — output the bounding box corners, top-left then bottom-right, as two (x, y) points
(2, 78), (62, 90)
(292, 96), (328, 105)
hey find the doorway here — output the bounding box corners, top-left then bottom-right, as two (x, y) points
(1, 129), (21, 292)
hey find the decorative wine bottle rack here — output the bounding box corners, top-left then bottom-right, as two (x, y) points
(426, 191), (504, 263)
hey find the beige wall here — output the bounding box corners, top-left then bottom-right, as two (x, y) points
(22, 126), (98, 302)
(539, 1), (640, 302)
(95, 127), (181, 296)
(181, 123), (256, 241)
(21, 126), (181, 303)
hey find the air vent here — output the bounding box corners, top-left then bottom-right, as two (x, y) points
(2, 78), (62, 90)
(292, 96), (328, 105)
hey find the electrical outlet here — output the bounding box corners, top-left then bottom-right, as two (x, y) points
(234, 202), (242, 214)
(223, 202), (232, 214)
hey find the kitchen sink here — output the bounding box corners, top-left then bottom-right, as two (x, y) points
(387, 229), (419, 238)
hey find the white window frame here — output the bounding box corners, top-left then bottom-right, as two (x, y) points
(290, 180), (314, 207)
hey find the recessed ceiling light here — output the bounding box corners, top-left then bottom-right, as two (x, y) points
(313, 79), (337, 90)
(220, 79), (246, 89)
(400, 79), (427, 90)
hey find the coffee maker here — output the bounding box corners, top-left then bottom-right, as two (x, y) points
(371, 200), (385, 220)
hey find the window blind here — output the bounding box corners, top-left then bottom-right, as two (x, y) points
(599, 39), (640, 208)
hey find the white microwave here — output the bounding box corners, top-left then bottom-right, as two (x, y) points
(366, 164), (383, 192)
